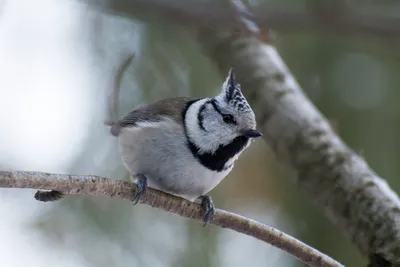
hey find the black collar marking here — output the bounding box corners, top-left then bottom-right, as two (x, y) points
(197, 102), (207, 131)
(187, 136), (249, 172)
(210, 99), (222, 115)
(183, 100), (249, 172)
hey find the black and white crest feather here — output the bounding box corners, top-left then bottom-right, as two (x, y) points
(223, 70), (251, 112)
(225, 70), (237, 101)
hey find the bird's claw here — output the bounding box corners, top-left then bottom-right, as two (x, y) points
(133, 174), (147, 205)
(200, 195), (215, 226)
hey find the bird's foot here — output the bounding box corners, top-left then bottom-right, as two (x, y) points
(132, 173), (147, 205)
(199, 195), (216, 226)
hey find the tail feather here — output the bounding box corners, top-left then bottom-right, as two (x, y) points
(104, 120), (121, 137)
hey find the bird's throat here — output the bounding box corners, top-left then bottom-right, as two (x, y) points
(186, 136), (249, 172)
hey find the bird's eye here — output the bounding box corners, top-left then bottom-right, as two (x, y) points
(222, 114), (235, 124)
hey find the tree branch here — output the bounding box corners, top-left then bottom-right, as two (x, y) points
(0, 170), (343, 267)
(254, 11), (400, 39)
(80, 0), (400, 265)
(84, 0), (400, 40)
(197, 9), (400, 267)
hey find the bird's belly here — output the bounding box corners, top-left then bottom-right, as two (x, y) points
(161, 162), (232, 201)
(118, 124), (232, 201)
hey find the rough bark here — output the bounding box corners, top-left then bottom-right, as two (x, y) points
(202, 33), (400, 265)
(0, 170), (343, 267)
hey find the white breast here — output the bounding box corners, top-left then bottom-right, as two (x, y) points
(117, 118), (233, 201)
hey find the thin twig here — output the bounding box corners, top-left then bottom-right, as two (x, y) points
(107, 53), (135, 122)
(0, 170), (343, 267)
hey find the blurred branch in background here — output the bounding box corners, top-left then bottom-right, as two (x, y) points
(80, 0), (400, 266)
(84, 0), (400, 40)
(107, 53), (135, 122)
(255, 11), (400, 39)
(0, 170), (344, 267)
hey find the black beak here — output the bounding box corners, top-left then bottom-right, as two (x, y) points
(243, 129), (262, 138)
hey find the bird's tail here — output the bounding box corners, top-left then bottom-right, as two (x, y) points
(104, 120), (121, 137)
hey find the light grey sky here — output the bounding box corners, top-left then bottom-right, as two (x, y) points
(0, 1), (97, 266)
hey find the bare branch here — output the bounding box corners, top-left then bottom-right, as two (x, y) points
(198, 9), (400, 267)
(254, 11), (400, 39)
(0, 170), (343, 267)
(83, 0), (400, 39)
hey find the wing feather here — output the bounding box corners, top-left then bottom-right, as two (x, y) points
(108, 97), (198, 136)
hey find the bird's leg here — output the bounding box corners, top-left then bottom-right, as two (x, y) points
(132, 173), (147, 205)
(199, 195), (216, 226)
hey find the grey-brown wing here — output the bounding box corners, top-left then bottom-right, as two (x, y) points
(109, 97), (198, 136)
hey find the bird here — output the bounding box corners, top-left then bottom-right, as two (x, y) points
(106, 70), (262, 225)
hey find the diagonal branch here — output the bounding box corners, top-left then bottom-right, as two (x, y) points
(83, 0), (400, 40)
(198, 6), (400, 267)
(0, 170), (343, 267)
(254, 11), (400, 39)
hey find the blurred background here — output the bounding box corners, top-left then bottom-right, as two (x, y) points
(0, 0), (399, 266)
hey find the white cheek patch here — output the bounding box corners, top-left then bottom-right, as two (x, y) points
(185, 99), (222, 153)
